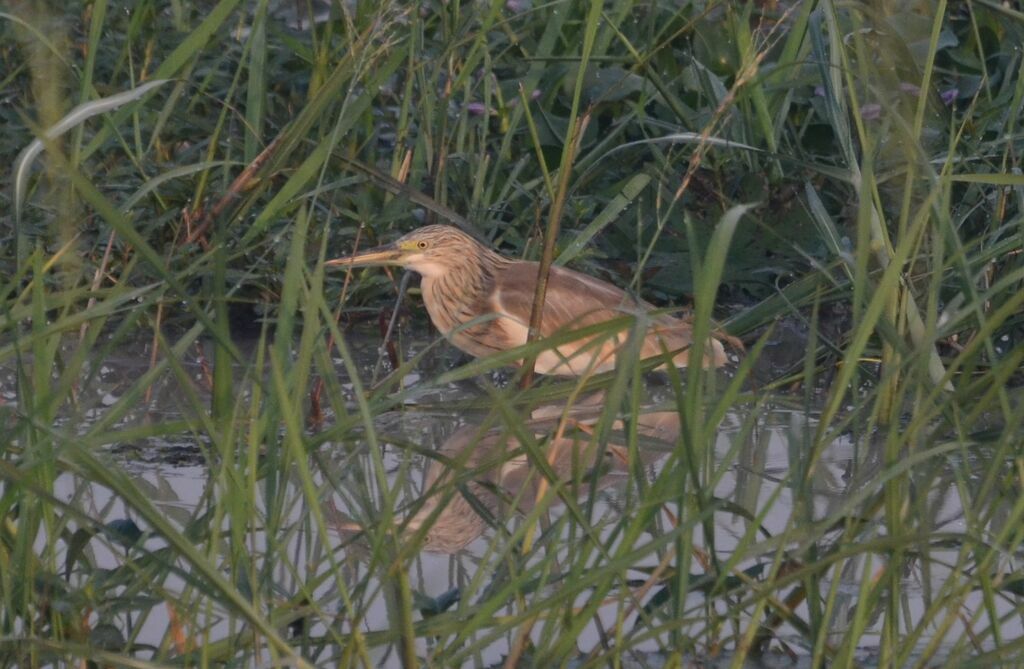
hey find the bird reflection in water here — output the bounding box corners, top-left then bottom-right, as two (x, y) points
(396, 400), (682, 553)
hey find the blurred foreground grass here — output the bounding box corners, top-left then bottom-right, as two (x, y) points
(1, 0), (1023, 666)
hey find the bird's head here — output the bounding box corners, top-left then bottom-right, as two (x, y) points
(326, 225), (484, 279)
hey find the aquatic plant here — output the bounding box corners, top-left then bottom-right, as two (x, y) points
(1, 0), (1021, 666)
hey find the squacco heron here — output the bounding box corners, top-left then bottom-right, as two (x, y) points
(327, 225), (730, 375)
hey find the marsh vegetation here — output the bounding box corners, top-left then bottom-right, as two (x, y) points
(2, 0), (1023, 666)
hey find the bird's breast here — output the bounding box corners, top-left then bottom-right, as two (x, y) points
(421, 275), (507, 358)
(421, 274), (479, 330)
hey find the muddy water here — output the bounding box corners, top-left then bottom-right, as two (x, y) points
(12, 326), (1016, 667)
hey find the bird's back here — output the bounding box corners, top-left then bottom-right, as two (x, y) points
(488, 261), (726, 374)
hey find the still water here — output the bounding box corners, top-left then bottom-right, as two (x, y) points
(8, 325), (1018, 667)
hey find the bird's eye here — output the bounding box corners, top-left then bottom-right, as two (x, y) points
(417, 240), (428, 250)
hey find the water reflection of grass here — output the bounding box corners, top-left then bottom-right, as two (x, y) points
(2, 0), (1023, 666)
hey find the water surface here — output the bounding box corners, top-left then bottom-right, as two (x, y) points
(5, 326), (1016, 667)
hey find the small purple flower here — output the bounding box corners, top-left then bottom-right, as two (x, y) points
(466, 102), (488, 116)
(814, 85), (826, 97)
(899, 82), (921, 95)
(860, 103), (882, 120)
(940, 88), (959, 105)
(530, 88), (542, 101)
(506, 0), (531, 13)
